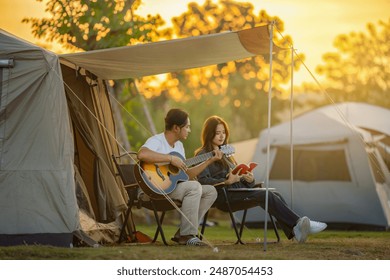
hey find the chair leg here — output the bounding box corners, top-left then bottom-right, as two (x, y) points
(230, 210), (244, 245)
(238, 209), (247, 239)
(222, 188), (245, 245)
(225, 198), (281, 244)
(153, 211), (167, 243)
(199, 210), (209, 240)
(269, 214), (280, 243)
(118, 205), (136, 243)
(150, 201), (169, 245)
(238, 210), (281, 244)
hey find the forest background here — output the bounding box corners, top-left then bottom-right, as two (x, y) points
(2, 0), (389, 155)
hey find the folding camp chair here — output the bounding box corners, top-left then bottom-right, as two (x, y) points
(200, 186), (280, 244)
(112, 152), (181, 245)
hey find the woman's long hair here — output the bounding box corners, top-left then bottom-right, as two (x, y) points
(195, 115), (236, 168)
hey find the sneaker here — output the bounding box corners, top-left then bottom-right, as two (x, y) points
(185, 236), (207, 246)
(309, 220), (327, 234)
(176, 235), (206, 246)
(293, 216), (310, 243)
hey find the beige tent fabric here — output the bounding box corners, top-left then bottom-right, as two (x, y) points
(79, 210), (119, 244)
(62, 64), (128, 223)
(231, 138), (259, 164)
(60, 25), (281, 80)
(0, 30), (79, 235)
(237, 25), (277, 54)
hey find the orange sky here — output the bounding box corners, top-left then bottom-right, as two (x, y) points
(1, 0), (389, 84)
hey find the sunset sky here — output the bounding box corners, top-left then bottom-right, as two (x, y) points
(1, 0), (389, 84)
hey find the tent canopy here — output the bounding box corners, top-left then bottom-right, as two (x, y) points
(60, 25), (281, 80)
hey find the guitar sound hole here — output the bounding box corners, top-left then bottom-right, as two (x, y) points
(169, 165), (179, 174)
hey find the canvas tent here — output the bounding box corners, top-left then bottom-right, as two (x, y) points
(245, 102), (390, 230)
(0, 29), (128, 246)
(0, 31), (79, 246)
(0, 24), (279, 246)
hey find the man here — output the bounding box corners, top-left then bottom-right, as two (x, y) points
(137, 108), (222, 246)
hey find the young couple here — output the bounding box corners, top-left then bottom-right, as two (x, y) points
(137, 108), (326, 246)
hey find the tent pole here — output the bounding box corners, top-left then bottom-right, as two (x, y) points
(290, 46), (294, 209)
(263, 21), (275, 252)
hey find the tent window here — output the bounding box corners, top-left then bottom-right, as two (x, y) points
(270, 148), (351, 182)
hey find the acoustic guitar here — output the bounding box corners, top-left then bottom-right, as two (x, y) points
(134, 145), (235, 200)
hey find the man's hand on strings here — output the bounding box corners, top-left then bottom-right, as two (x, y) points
(170, 155), (187, 171)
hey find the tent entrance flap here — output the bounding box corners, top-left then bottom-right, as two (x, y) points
(62, 63), (127, 224)
(74, 127), (100, 218)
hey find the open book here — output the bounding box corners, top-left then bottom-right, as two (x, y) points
(231, 162), (258, 175)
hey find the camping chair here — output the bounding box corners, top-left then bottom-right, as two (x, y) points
(200, 185), (280, 244)
(112, 152), (181, 245)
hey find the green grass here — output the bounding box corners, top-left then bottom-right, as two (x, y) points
(1, 222), (389, 260)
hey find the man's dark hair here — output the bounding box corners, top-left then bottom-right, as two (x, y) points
(165, 108), (189, 130)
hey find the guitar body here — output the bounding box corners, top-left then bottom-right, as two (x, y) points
(135, 151), (189, 200)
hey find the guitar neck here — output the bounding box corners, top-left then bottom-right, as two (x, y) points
(184, 151), (214, 167)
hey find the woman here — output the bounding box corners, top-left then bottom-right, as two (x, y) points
(195, 115), (327, 243)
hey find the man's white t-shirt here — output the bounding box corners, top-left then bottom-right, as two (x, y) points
(142, 132), (186, 159)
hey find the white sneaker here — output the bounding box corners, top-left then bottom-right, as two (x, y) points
(309, 220), (327, 234)
(293, 216), (310, 243)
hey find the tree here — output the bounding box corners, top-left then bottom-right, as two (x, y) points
(23, 0), (167, 50)
(135, 0), (304, 152)
(316, 18), (390, 108)
(23, 0), (169, 149)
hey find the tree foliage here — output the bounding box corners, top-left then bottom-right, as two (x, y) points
(136, 0), (304, 152)
(23, 0), (169, 149)
(316, 18), (390, 108)
(23, 0), (168, 50)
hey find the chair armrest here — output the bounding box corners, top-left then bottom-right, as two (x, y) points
(213, 182), (226, 188)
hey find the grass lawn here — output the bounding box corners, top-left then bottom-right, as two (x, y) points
(0, 222), (389, 260)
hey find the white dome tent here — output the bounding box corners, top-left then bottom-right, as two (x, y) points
(242, 102), (390, 230)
